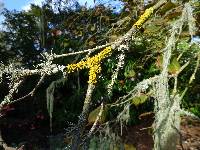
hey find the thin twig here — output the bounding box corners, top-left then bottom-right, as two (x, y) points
(172, 60), (190, 95)
(87, 103), (104, 138)
(54, 42), (114, 58)
(31, 74), (46, 96)
(181, 53), (200, 99)
(0, 75), (46, 112)
(11, 75), (46, 104)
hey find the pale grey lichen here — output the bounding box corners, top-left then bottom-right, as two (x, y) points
(46, 78), (67, 132)
(0, 51), (65, 110)
(185, 3), (197, 38)
(152, 3), (194, 150)
(107, 44), (127, 97)
(0, 63), (4, 84)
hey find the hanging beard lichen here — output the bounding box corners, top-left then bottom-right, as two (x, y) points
(153, 3), (197, 150)
(46, 78), (67, 132)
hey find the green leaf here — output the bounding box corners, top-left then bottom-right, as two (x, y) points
(124, 144), (136, 150)
(124, 61), (136, 78)
(156, 56), (181, 74)
(177, 40), (190, 51)
(168, 57), (181, 74)
(63, 39), (70, 48)
(90, 24), (96, 31)
(88, 105), (108, 125)
(158, 2), (176, 15)
(131, 95), (148, 106)
(88, 40), (96, 46)
(124, 70), (136, 78)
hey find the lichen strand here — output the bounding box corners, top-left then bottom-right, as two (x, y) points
(66, 46), (112, 84)
(133, 7), (154, 29)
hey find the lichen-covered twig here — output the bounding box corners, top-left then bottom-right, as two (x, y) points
(112, 75), (159, 107)
(54, 42), (114, 58)
(0, 75), (46, 113)
(172, 60), (190, 95)
(0, 51), (65, 112)
(107, 44), (127, 97)
(180, 52), (200, 100)
(88, 103), (104, 137)
(71, 84), (95, 150)
(153, 3), (194, 150)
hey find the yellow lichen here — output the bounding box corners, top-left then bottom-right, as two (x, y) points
(66, 60), (87, 73)
(88, 64), (101, 84)
(66, 46), (112, 84)
(133, 7), (154, 29)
